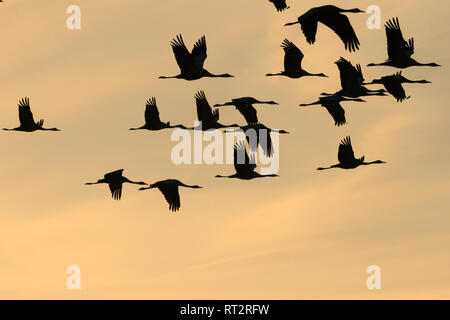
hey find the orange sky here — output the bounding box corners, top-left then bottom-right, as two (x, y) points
(0, 0), (449, 299)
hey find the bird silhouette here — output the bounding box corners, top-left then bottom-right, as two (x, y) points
(139, 179), (202, 212)
(366, 72), (411, 102)
(215, 141), (279, 180)
(367, 17), (440, 68)
(215, 97), (287, 156)
(300, 95), (365, 127)
(285, 5), (364, 52)
(269, 0), (289, 12)
(159, 34), (234, 80)
(191, 91), (239, 130)
(236, 123), (289, 157)
(321, 57), (386, 98)
(366, 71), (431, 85)
(266, 39), (327, 79)
(85, 169), (147, 200)
(129, 97), (187, 131)
(214, 97), (278, 125)
(317, 136), (386, 170)
(3, 97), (61, 132)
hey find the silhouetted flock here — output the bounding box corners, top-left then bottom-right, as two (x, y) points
(2, 3), (440, 212)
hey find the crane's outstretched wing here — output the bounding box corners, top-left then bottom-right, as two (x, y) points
(336, 57), (363, 90)
(323, 101), (346, 127)
(270, 0), (288, 12)
(109, 182), (123, 200)
(104, 170), (124, 200)
(320, 13), (360, 52)
(355, 64), (364, 82)
(145, 97), (161, 125)
(385, 17), (413, 61)
(383, 74), (410, 102)
(299, 12), (318, 44)
(159, 184), (181, 212)
(281, 39), (304, 73)
(170, 34), (198, 74)
(236, 103), (258, 125)
(244, 124), (274, 157)
(195, 91), (219, 123)
(191, 36), (207, 70)
(338, 136), (357, 165)
(104, 169), (124, 180)
(234, 141), (256, 175)
(395, 71), (410, 83)
(18, 97), (37, 127)
(258, 129), (273, 157)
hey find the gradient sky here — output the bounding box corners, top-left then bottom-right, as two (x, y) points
(0, 0), (449, 299)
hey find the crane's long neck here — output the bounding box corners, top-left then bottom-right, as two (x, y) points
(320, 92), (336, 96)
(405, 79), (430, 84)
(367, 61), (391, 67)
(159, 75), (180, 79)
(215, 174), (233, 178)
(284, 21), (300, 26)
(304, 71), (327, 77)
(339, 98), (361, 103)
(341, 8), (363, 13)
(129, 125), (146, 130)
(179, 183), (201, 189)
(139, 184), (156, 191)
(258, 100), (277, 105)
(412, 60), (440, 67)
(40, 127), (60, 131)
(317, 164), (341, 170)
(123, 178), (147, 185)
(214, 102), (234, 107)
(260, 174), (278, 178)
(299, 101), (320, 107)
(266, 72), (285, 77)
(361, 160), (385, 166)
(85, 179), (105, 185)
(310, 73), (326, 77)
